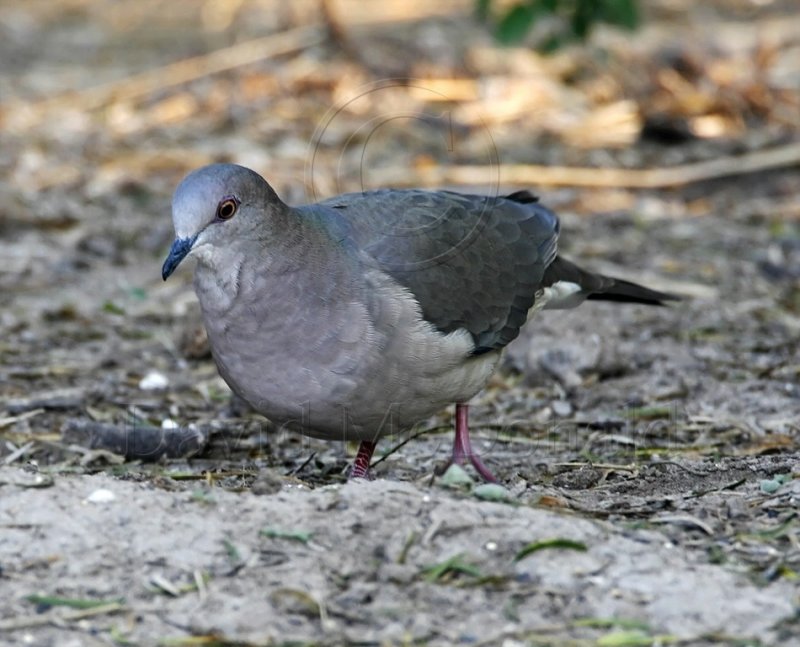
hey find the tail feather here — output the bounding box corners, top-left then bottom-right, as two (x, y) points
(542, 256), (679, 308)
(585, 279), (677, 305)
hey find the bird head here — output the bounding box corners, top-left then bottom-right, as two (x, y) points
(161, 163), (283, 280)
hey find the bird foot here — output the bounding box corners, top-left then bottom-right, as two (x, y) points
(450, 402), (499, 483)
(348, 440), (376, 480)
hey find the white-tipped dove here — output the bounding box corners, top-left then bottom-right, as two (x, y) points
(163, 164), (677, 481)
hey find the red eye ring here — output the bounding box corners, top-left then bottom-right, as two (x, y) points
(216, 196), (239, 220)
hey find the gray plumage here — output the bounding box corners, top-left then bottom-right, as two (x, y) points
(162, 164), (675, 443)
(302, 187), (558, 353)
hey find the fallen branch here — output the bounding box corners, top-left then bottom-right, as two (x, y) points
(62, 419), (208, 461)
(370, 141), (800, 189)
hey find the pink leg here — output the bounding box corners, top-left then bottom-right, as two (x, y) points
(349, 440), (376, 480)
(450, 403), (498, 483)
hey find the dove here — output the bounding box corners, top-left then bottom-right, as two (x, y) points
(162, 164), (676, 481)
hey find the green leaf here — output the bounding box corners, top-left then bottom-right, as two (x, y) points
(570, 0), (597, 39)
(539, 32), (572, 53)
(190, 489), (216, 505)
(482, 0), (641, 49)
(755, 513), (797, 539)
(574, 617), (651, 631)
(222, 538), (242, 563)
(260, 527), (313, 543)
(597, 631), (655, 647)
(598, 0), (640, 30)
(128, 287), (148, 301)
(422, 554), (482, 582)
(397, 530), (417, 564)
(26, 594), (125, 609)
(102, 301), (125, 315)
(514, 538), (587, 561)
(475, 0), (491, 21)
(596, 630), (679, 646)
(496, 3), (538, 45)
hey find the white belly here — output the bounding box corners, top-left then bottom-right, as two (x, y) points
(339, 326), (501, 440)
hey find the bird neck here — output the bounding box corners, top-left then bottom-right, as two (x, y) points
(194, 207), (358, 315)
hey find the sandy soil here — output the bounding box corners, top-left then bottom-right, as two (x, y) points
(1, 470), (798, 646)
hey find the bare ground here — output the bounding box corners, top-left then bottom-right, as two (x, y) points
(1, 1), (799, 645)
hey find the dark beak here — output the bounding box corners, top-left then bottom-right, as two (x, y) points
(161, 236), (197, 280)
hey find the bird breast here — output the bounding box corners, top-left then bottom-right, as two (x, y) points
(194, 261), (500, 441)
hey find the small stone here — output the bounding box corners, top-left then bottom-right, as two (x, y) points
(85, 488), (116, 503)
(439, 464), (474, 487)
(139, 371), (169, 390)
(473, 483), (513, 502)
(533, 406), (554, 424)
(551, 400), (573, 417)
(251, 470), (285, 495)
(161, 418), (179, 430)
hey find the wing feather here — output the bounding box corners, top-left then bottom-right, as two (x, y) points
(298, 189), (559, 352)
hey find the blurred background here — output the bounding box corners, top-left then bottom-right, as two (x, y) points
(1, 0), (798, 476)
(1, 5), (800, 642)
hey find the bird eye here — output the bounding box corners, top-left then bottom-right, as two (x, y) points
(216, 196), (239, 221)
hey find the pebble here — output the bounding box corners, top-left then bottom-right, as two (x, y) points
(85, 488), (116, 503)
(551, 400), (573, 417)
(139, 371), (169, 390)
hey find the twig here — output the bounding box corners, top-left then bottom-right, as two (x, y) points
(369, 427), (435, 468)
(648, 460), (712, 477)
(552, 462), (638, 472)
(0, 602), (126, 632)
(0, 409), (45, 430)
(287, 451), (317, 476)
(63, 602), (128, 621)
(369, 142), (800, 189)
(0, 615), (54, 632)
(650, 514), (715, 536)
(1, 25), (325, 127)
(2, 442), (35, 465)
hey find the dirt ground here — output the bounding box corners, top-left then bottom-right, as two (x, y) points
(1, 1), (799, 645)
